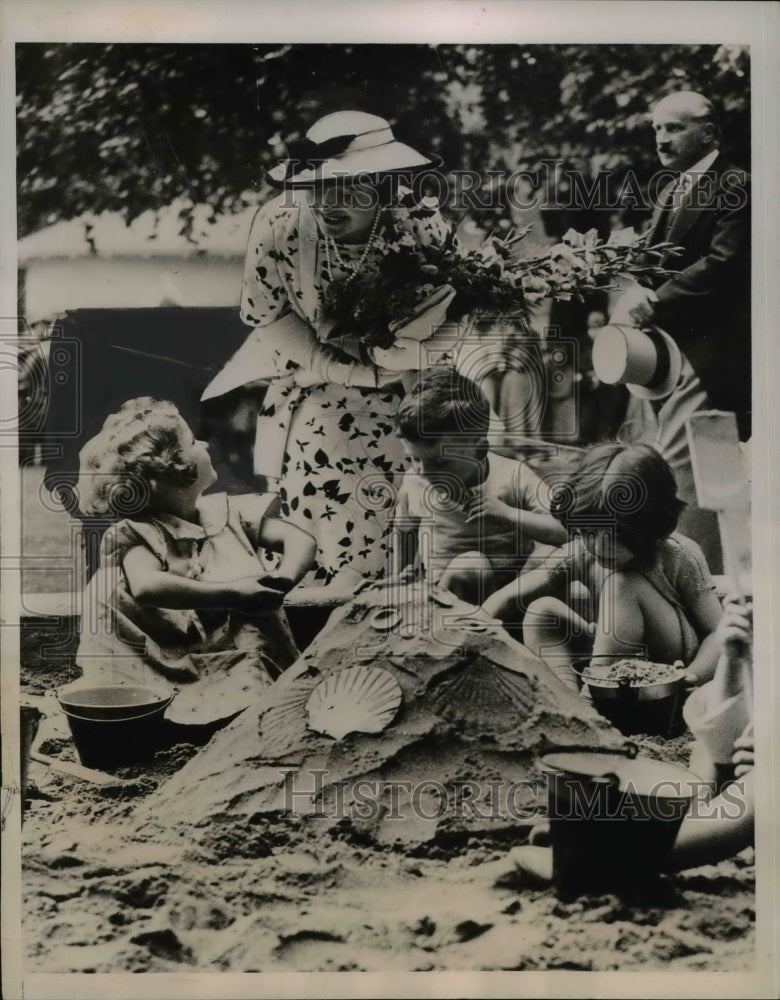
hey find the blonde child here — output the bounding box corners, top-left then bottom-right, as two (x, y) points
(74, 398), (316, 726)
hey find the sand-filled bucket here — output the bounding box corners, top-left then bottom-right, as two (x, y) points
(582, 660), (686, 736)
(57, 685), (176, 769)
(539, 743), (700, 900)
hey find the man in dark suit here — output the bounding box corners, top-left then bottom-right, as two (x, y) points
(619, 90), (751, 439)
(610, 92), (750, 573)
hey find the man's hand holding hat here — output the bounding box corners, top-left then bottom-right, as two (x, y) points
(611, 282), (659, 328)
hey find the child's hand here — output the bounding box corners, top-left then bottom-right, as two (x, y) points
(465, 489), (509, 524)
(717, 598), (753, 661)
(396, 564), (418, 584)
(229, 576), (285, 612)
(382, 565), (418, 591)
(679, 660), (702, 688)
(732, 724), (754, 777)
(258, 573), (296, 594)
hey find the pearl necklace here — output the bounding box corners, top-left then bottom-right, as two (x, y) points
(323, 208), (382, 285)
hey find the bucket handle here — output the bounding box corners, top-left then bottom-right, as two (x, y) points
(58, 686), (178, 724)
(61, 702), (171, 724)
(540, 740), (639, 760)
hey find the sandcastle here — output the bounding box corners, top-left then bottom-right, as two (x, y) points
(136, 583), (623, 852)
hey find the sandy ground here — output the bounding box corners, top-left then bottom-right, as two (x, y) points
(21, 746), (755, 974)
(20, 609), (755, 975)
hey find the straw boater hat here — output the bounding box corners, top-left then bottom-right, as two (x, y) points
(591, 324), (683, 400)
(267, 111), (441, 188)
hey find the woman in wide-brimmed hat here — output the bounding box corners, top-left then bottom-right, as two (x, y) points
(204, 111), (451, 589)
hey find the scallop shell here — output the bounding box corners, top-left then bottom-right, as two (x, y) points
(305, 665), (403, 741)
(256, 676), (321, 762)
(428, 655), (537, 733)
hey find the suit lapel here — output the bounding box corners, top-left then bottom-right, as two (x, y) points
(666, 176), (714, 245)
(666, 153), (726, 245)
(648, 187), (672, 245)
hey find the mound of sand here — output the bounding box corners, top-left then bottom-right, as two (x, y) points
(136, 584), (621, 851)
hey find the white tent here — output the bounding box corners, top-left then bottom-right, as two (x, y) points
(18, 199), (260, 322)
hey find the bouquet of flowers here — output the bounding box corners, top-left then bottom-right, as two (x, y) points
(321, 225), (681, 351)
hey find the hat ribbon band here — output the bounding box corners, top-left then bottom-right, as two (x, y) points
(283, 127), (396, 179)
(643, 326), (671, 389)
(283, 134), (357, 179)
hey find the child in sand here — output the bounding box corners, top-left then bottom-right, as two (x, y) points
(672, 595), (754, 867)
(501, 597), (754, 883)
(73, 398), (316, 727)
(391, 368), (566, 604)
(482, 441), (723, 692)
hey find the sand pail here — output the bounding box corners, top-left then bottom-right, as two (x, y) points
(582, 664), (687, 736)
(57, 685), (176, 769)
(539, 744), (700, 900)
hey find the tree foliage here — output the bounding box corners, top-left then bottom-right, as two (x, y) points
(16, 42), (750, 238)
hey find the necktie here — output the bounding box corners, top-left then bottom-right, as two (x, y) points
(658, 174), (690, 241)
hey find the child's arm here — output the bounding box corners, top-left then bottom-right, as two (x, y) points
(482, 565), (563, 622)
(732, 728), (754, 778)
(682, 599), (752, 778)
(466, 459), (567, 546)
(706, 599), (752, 698)
(681, 588), (729, 685)
(255, 517), (317, 593)
(389, 516), (421, 580)
(466, 495), (567, 546)
(123, 546), (283, 612)
(667, 768), (754, 871)
(385, 482), (420, 581)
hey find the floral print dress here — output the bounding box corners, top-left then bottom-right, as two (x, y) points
(240, 193), (451, 584)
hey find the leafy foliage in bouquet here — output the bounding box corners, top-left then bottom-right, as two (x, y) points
(322, 224), (681, 350)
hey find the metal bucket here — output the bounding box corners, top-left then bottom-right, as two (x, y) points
(57, 685), (176, 769)
(539, 743), (700, 900)
(582, 661), (686, 736)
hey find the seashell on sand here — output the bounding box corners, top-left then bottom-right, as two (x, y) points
(305, 665), (403, 741)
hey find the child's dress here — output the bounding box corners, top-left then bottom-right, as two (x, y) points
(75, 493), (299, 725)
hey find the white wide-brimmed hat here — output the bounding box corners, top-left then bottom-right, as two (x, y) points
(267, 111), (441, 188)
(591, 323), (683, 400)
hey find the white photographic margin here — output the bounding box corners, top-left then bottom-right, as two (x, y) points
(1, 2), (777, 999)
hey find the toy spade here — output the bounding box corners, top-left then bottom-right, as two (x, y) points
(685, 411), (752, 705)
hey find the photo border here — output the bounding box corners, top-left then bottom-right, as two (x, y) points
(2, 2), (777, 998)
